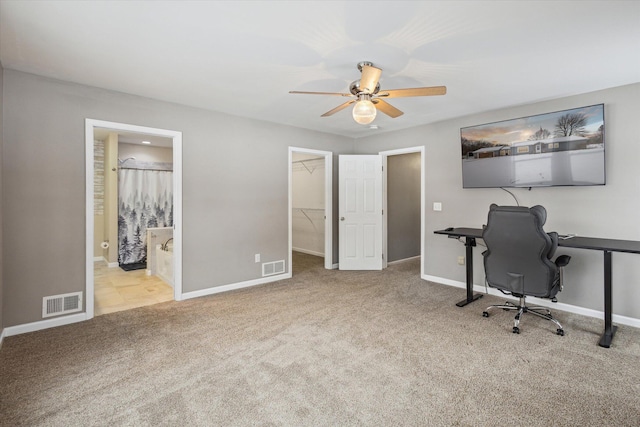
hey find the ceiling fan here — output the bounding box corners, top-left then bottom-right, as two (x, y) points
(289, 61), (446, 125)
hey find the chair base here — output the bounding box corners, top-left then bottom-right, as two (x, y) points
(482, 296), (564, 336)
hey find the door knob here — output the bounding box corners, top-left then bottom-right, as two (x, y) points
(340, 217), (345, 221)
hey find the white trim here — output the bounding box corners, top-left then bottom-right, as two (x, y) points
(611, 313), (640, 329)
(93, 257), (118, 267)
(4, 313), (88, 337)
(85, 121), (95, 318)
(172, 130), (183, 301)
(181, 273), (292, 300)
(422, 274), (468, 289)
(292, 247), (325, 257)
(288, 147), (333, 271)
(85, 119), (184, 322)
(5, 273), (637, 337)
(387, 255), (421, 266)
(379, 146), (425, 276)
(423, 274), (640, 329)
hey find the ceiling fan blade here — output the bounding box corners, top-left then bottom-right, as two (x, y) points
(372, 99), (404, 118)
(377, 86), (447, 98)
(359, 65), (382, 94)
(289, 90), (352, 97)
(321, 100), (356, 117)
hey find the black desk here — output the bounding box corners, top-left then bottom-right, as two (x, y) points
(434, 228), (640, 348)
(433, 228), (484, 307)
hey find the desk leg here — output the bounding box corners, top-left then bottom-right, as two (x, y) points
(598, 250), (617, 348)
(456, 237), (483, 307)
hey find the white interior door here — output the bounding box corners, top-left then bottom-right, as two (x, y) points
(339, 155), (383, 270)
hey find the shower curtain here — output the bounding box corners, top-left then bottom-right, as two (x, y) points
(118, 165), (173, 267)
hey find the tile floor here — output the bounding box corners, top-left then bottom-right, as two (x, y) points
(94, 262), (174, 316)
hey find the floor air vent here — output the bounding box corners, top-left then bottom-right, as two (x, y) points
(43, 292), (83, 318)
(262, 260), (285, 277)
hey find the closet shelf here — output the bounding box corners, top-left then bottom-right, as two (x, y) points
(293, 207), (325, 224)
(292, 157), (324, 174)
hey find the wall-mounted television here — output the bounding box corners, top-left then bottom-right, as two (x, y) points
(461, 104), (605, 188)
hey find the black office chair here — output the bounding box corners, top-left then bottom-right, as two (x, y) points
(481, 204), (571, 335)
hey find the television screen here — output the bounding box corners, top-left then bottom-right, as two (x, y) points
(461, 104), (605, 188)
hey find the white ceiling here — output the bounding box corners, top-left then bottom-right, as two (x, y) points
(1, 1), (639, 139)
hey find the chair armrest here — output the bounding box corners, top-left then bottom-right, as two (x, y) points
(555, 255), (571, 268)
(547, 231), (558, 258)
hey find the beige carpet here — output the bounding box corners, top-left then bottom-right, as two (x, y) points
(1, 252), (639, 426)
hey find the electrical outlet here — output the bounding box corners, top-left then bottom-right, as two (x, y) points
(457, 256), (465, 265)
(255, 254), (260, 263)
(433, 202), (442, 211)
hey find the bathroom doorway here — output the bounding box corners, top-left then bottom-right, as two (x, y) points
(85, 119), (183, 319)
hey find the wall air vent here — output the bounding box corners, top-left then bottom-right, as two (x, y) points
(43, 292), (83, 318)
(262, 260), (285, 277)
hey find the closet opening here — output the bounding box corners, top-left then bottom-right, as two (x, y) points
(288, 147), (333, 275)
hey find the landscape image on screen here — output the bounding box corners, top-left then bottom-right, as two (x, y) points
(461, 104), (605, 188)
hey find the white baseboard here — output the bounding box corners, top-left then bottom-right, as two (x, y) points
(423, 274), (640, 329)
(181, 272), (292, 301)
(9, 273), (634, 338)
(0, 327), (5, 349)
(4, 273), (291, 337)
(388, 255), (421, 265)
(157, 272), (174, 289)
(94, 257), (119, 268)
(423, 274), (467, 290)
(292, 247), (325, 257)
(3, 312), (89, 337)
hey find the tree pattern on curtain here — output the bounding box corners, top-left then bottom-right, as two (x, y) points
(118, 167), (173, 266)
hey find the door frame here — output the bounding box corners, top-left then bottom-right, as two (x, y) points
(85, 119), (183, 319)
(379, 146), (425, 275)
(288, 147), (333, 271)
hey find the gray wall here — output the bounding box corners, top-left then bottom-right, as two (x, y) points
(2, 68), (639, 328)
(2, 70), (351, 327)
(387, 152), (421, 262)
(354, 82), (640, 319)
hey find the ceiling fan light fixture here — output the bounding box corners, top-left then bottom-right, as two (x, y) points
(289, 61), (446, 124)
(352, 94), (377, 125)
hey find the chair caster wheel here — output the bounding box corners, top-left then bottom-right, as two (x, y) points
(482, 311), (489, 317)
(557, 329), (565, 336)
(513, 327), (520, 334)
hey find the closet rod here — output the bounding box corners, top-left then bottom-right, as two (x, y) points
(293, 158), (324, 174)
(114, 166), (173, 172)
(291, 157), (324, 164)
